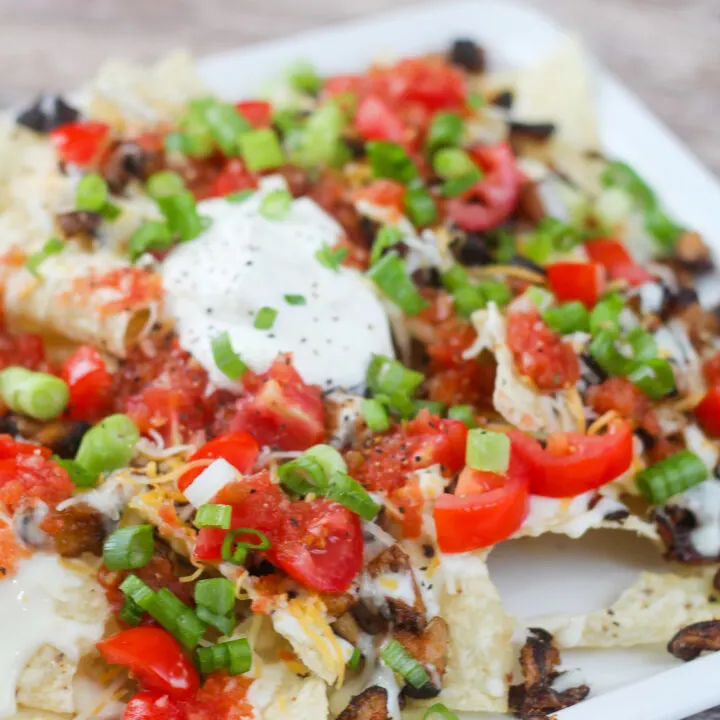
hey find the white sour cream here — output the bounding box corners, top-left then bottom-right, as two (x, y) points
(0, 554), (105, 717)
(161, 176), (394, 391)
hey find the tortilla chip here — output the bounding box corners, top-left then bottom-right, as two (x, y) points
(249, 663), (328, 720)
(533, 568), (720, 648)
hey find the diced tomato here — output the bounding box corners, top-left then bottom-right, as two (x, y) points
(586, 377), (660, 433)
(124, 691), (186, 720)
(547, 261), (606, 307)
(207, 159), (256, 198)
(0, 328), (46, 372)
(703, 352), (720, 386)
(506, 310), (580, 391)
(446, 143), (521, 232)
(347, 409), (468, 494)
(353, 179), (406, 214)
(177, 431), (260, 492)
(0, 522), (27, 576)
(186, 672), (253, 720)
(354, 95), (408, 144)
(60, 345), (113, 423)
(585, 238), (654, 287)
(230, 355), (324, 451)
(193, 471), (362, 593)
(390, 57), (467, 112)
(695, 386), (720, 437)
(0, 452), (73, 515)
(324, 74), (363, 97)
(434, 447), (530, 552)
(98, 627), (199, 700)
(235, 100), (273, 128)
(50, 121), (111, 166)
(509, 420), (634, 497)
(69, 267), (163, 315)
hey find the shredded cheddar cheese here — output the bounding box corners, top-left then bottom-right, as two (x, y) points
(468, 264), (547, 285)
(670, 391), (705, 413)
(566, 385), (587, 433)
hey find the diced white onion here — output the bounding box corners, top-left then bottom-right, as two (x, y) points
(183, 458), (238, 507)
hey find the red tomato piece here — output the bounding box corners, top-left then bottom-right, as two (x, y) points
(348, 409), (468, 494)
(354, 95), (408, 144)
(60, 345), (113, 423)
(98, 627), (199, 700)
(547, 261), (607, 307)
(446, 143), (521, 232)
(187, 672), (253, 720)
(585, 238), (653, 287)
(353, 179), (406, 214)
(434, 448), (530, 553)
(178, 431), (260, 492)
(703, 352), (720, 386)
(230, 355), (324, 451)
(695, 386), (720, 437)
(508, 420), (634, 497)
(207, 159), (256, 198)
(506, 310), (580, 391)
(391, 57), (467, 112)
(124, 691), (186, 720)
(50, 121), (111, 166)
(235, 100), (273, 128)
(0, 327), (46, 372)
(0, 453), (73, 515)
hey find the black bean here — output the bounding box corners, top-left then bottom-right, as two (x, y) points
(492, 91), (514, 109)
(16, 95), (80, 133)
(448, 39), (485, 73)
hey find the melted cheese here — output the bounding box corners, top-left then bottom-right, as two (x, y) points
(0, 554), (105, 717)
(161, 175), (393, 391)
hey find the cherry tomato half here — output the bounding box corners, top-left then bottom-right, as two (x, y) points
(694, 386), (720, 437)
(585, 238), (653, 287)
(235, 100), (273, 128)
(60, 345), (113, 423)
(354, 95), (408, 144)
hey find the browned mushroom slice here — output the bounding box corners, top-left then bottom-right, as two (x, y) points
(49, 503), (108, 557)
(394, 616), (449, 699)
(321, 590), (358, 619)
(673, 230), (714, 275)
(333, 612), (362, 646)
(337, 686), (390, 720)
(5, 415), (90, 459)
(668, 620), (720, 661)
(364, 544), (426, 632)
(509, 628), (589, 719)
(100, 140), (165, 193)
(653, 505), (719, 564)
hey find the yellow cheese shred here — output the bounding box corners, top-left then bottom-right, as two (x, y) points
(468, 264), (547, 285)
(566, 385), (587, 433)
(587, 410), (619, 436)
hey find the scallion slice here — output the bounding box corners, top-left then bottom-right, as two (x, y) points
(227, 189), (255, 203)
(432, 148), (476, 179)
(361, 398), (390, 433)
(0, 367), (69, 421)
(636, 449), (707, 504)
(292, 102), (346, 168)
(441, 170), (482, 198)
(119, 574), (155, 610)
(211, 331), (247, 381)
(103, 525), (154, 571)
(524, 286), (554, 311)
(381, 640), (430, 689)
(53, 457), (96, 488)
(440, 264), (469, 292)
(221, 528), (271, 566)
(254, 306), (278, 330)
(542, 301), (590, 335)
(423, 703), (459, 720)
(477, 280), (511, 307)
(195, 577), (236, 616)
(196, 638), (252, 676)
(157, 191), (207, 242)
(194, 503), (232, 529)
(76, 172), (109, 212)
(627, 358), (675, 399)
(412, 399), (446, 418)
(146, 170), (186, 199)
(370, 226), (403, 266)
(452, 284), (486, 318)
(128, 221), (174, 263)
(348, 647), (362, 669)
(327, 472), (380, 521)
(196, 606), (236, 636)
(25, 237), (64, 277)
(303, 444), (348, 478)
(119, 598), (144, 626)
(239, 128), (284, 172)
(448, 404), (477, 428)
(367, 141), (418, 184)
(625, 327), (658, 363)
(466, 428), (510, 473)
(287, 60), (322, 94)
(589, 293), (624, 336)
(278, 456), (329, 496)
(259, 189), (292, 221)
(425, 112), (464, 153)
(589, 330), (635, 377)
(185, 98), (251, 156)
(316, 243), (348, 272)
(367, 355), (424, 400)
(284, 294), (306, 305)
(367, 251), (429, 316)
(404, 186), (437, 227)
(148, 587), (207, 649)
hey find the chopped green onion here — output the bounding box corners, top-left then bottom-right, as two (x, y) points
(239, 128), (284, 172)
(53, 457), (97, 488)
(287, 60), (322, 94)
(176, 110), (216, 158)
(146, 171), (186, 199)
(367, 251), (429, 316)
(103, 525), (154, 571)
(195, 577), (236, 616)
(194, 503), (232, 530)
(645, 207), (683, 251)
(100, 201), (121, 221)
(412, 399), (446, 418)
(381, 639), (430, 689)
(370, 226), (403, 267)
(211, 331), (247, 381)
(636, 450), (708, 504)
(625, 327), (657, 363)
(367, 355), (424, 404)
(425, 112), (464, 153)
(316, 243), (348, 272)
(76, 172), (109, 212)
(148, 587), (207, 649)
(466, 429), (510, 473)
(589, 293), (624, 336)
(440, 264), (469, 292)
(25, 237), (65, 277)
(468, 93), (485, 110)
(0, 367), (69, 420)
(601, 161), (656, 211)
(157, 191), (207, 242)
(278, 456), (329, 496)
(523, 230), (553, 265)
(195, 606), (236, 635)
(186, 98), (251, 156)
(589, 330), (635, 377)
(284, 294), (306, 305)
(196, 638), (252, 676)
(164, 132), (190, 155)
(448, 405), (477, 428)
(452, 284), (486, 318)
(128, 221), (174, 263)
(627, 358), (675, 399)
(542, 301), (590, 335)
(259, 189), (292, 220)
(362, 398), (390, 433)
(441, 169), (482, 198)
(524, 286), (554, 311)
(367, 141), (418, 184)
(119, 598), (144, 626)
(524, 218), (583, 263)
(327, 472), (381, 521)
(404, 186), (437, 226)
(423, 703), (459, 720)
(75, 413), (140, 479)
(303, 444), (348, 478)
(292, 102), (346, 167)
(348, 647), (362, 669)
(477, 280), (511, 307)
(432, 148), (477, 179)
(221, 528), (271, 565)
(227, 189), (255, 203)
(254, 306), (278, 330)
(495, 230), (516, 263)
(119, 574), (155, 610)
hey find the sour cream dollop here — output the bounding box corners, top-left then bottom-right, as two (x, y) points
(161, 176), (394, 390)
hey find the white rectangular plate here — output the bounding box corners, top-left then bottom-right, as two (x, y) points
(195, 3), (720, 718)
